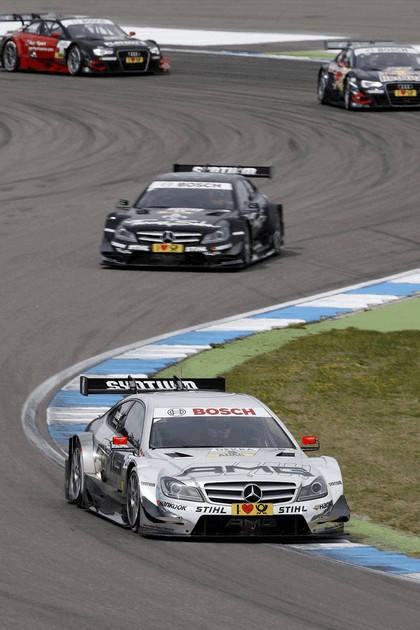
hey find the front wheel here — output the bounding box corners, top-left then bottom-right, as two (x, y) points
(344, 80), (355, 111)
(317, 71), (328, 104)
(67, 45), (83, 76)
(2, 40), (19, 72)
(239, 227), (252, 269)
(127, 469), (141, 533)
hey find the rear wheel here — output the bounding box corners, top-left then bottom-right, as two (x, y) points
(3, 40), (19, 72)
(127, 469), (141, 533)
(67, 45), (83, 76)
(69, 441), (86, 507)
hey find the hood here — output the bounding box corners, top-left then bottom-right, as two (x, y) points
(122, 207), (232, 231)
(154, 448), (324, 485)
(78, 36), (149, 50)
(356, 67), (420, 82)
(378, 67), (420, 82)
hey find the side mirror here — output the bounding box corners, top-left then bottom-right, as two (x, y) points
(116, 199), (130, 210)
(301, 435), (320, 451)
(129, 31), (136, 37)
(111, 436), (136, 451)
(248, 202), (260, 211)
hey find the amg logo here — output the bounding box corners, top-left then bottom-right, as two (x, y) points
(178, 464), (314, 478)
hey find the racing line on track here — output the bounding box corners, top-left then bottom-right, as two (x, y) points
(39, 268), (420, 584)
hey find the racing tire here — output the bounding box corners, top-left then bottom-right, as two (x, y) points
(344, 80), (355, 111)
(69, 441), (86, 508)
(317, 71), (328, 104)
(2, 40), (19, 72)
(272, 215), (284, 255)
(67, 45), (83, 76)
(239, 227), (252, 269)
(127, 468), (141, 533)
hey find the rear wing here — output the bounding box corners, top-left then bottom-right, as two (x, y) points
(173, 164), (272, 178)
(80, 375), (226, 396)
(325, 40), (396, 50)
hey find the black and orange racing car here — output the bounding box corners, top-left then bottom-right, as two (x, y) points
(0, 13), (170, 75)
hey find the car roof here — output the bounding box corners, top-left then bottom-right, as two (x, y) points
(153, 172), (248, 185)
(351, 44), (418, 53)
(126, 390), (265, 409)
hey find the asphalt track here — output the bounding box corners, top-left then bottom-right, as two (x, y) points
(1, 1), (420, 629)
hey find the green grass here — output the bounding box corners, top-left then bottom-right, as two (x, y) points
(156, 322), (420, 552)
(223, 328), (420, 540)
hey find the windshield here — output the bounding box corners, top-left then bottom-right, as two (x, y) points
(135, 181), (235, 210)
(63, 19), (128, 39)
(355, 50), (420, 70)
(150, 414), (295, 449)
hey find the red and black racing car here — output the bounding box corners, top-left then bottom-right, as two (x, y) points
(0, 13), (170, 75)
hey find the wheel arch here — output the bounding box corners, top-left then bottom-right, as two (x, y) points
(71, 432), (96, 474)
(123, 461), (138, 498)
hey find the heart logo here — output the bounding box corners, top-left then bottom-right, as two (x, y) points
(242, 504), (254, 514)
(162, 244), (167, 251)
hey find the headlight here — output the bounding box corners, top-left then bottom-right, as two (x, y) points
(161, 477), (203, 502)
(93, 46), (112, 56)
(148, 44), (160, 55)
(360, 80), (383, 89)
(202, 224), (230, 244)
(114, 224), (137, 242)
(297, 475), (328, 501)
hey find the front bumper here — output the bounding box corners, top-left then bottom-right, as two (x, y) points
(101, 239), (246, 268)
(349, 81), (420, 108)
(83, 53), (166, 75)
(139, 494), (350, 538)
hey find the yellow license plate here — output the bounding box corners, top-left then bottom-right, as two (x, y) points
(394, 89), (417, 97)
(126, 56), (144, 63)
(231, 503), (273, 516)
(152, 243), (184, 253)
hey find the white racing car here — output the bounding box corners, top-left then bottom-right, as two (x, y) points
(65, 376), (350, 538)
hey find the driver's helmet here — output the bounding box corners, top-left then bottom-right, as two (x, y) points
(207, 417), (232, 442)
(207, 189), (228, 209)
(357, 54), (369, 69)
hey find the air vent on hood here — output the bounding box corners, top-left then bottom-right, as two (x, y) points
(165, 451), (194, 458)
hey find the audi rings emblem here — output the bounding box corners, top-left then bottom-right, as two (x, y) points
(243, 484), (262, 502)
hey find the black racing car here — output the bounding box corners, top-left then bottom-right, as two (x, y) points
(0, 14), (170, 75)
(317, 41), (420, 109)
(101, 165), (284, 269)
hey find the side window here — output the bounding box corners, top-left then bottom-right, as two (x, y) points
(235, 181), (251, 210)
(243, 179), (256, 197)
(343, 49), (352, 68)
(122, 402), (146, 447)
(24, 21), (43, 34)
(48, 21), (65, 37)
(335, 51), (345, 64)
(107, 400), (134, 432)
